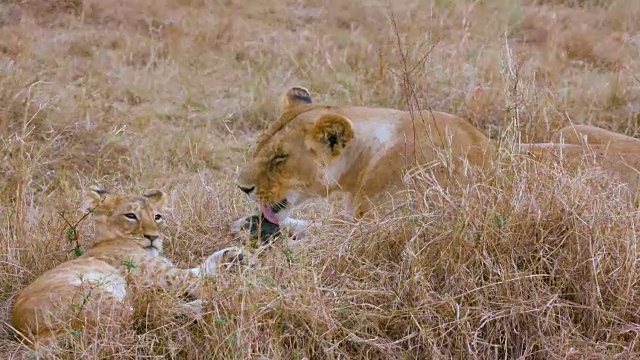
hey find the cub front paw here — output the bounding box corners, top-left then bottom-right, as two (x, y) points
(201, 246), (245, 275)
(176, 299), (207, 320)
(218, 246), (245, 265)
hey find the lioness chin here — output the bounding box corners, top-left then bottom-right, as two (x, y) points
(234, 87), (640, 237)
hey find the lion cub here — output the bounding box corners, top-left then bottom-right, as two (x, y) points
(11, 187), (244, 345)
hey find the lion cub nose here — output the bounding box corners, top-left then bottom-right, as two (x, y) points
(238, 185), (255, 194)
(144, 234), (159, 241)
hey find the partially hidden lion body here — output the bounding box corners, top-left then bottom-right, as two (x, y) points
(11, 187), (243, 346)
(527, 124), (640, 188)
(235, 87), (640, 232)
(552, 123), (640, 146)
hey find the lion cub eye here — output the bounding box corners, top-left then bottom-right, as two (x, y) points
(154, 214), (162, 221)
(124, 213), (138, 220)
(271, 154), (288, 165)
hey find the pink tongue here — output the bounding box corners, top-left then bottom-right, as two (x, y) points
(259, 204), (280, 225)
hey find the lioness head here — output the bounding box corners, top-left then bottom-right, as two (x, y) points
(236, 87), (354, 224)
(81, 186), (167, 253)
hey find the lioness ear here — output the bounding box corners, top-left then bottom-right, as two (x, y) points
(306, 114), (354, 157)
(283, 86), (312, 110)
(81, 186), (109, 213)
(143, 189), (167, 208)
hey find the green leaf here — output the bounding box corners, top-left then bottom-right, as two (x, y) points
(121, 259), (137, 272)
(66, 227), (76, 240)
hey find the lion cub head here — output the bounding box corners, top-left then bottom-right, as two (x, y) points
(82, 186), (167, 254)
(236, 87), (354, 224)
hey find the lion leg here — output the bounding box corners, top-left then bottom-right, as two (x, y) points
(132, 247), (244, 300)
(280, 217), (311, 233)
(198, 247), (245, 275)
(175, 299), (207, 320)
(349, 192), (382, 220)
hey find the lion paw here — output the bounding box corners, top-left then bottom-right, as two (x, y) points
(201, 246), (245, 275)
(176, 299), (207, 320)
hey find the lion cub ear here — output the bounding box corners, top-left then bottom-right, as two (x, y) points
(283, 86), (312, 110)
(81, 186), (110, 213)
(305, 114), (354, 158)
(143, 189), (167, 208)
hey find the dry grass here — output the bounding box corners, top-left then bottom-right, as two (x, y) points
(1, 0), (640, 358)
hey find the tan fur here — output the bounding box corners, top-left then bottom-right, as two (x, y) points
(11, 187), (243, 346)
(236, 87), (493, 221)
(236, 87), (640, 227)
(519, 142), (640, 190)
(552, 124), (640, 147)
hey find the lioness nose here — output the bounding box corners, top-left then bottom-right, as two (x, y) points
(144, 234), (159, 241)
(238, 185), (255, 194)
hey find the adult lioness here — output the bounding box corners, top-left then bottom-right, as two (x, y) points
(235, 87), (640, 233)
(235, 87), (494, 231)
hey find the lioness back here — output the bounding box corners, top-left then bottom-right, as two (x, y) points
(552, 124), (640, 147)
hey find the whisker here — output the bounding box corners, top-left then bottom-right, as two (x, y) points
(272, 199), (289, 212)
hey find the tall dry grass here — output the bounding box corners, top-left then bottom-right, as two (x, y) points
(1, 0), (640, 358)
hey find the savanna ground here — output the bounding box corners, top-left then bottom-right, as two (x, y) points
(1, 0), (640, 358)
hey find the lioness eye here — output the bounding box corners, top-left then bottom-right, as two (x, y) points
(124, 213), (138, 220)
(155, 214), (162, 221)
